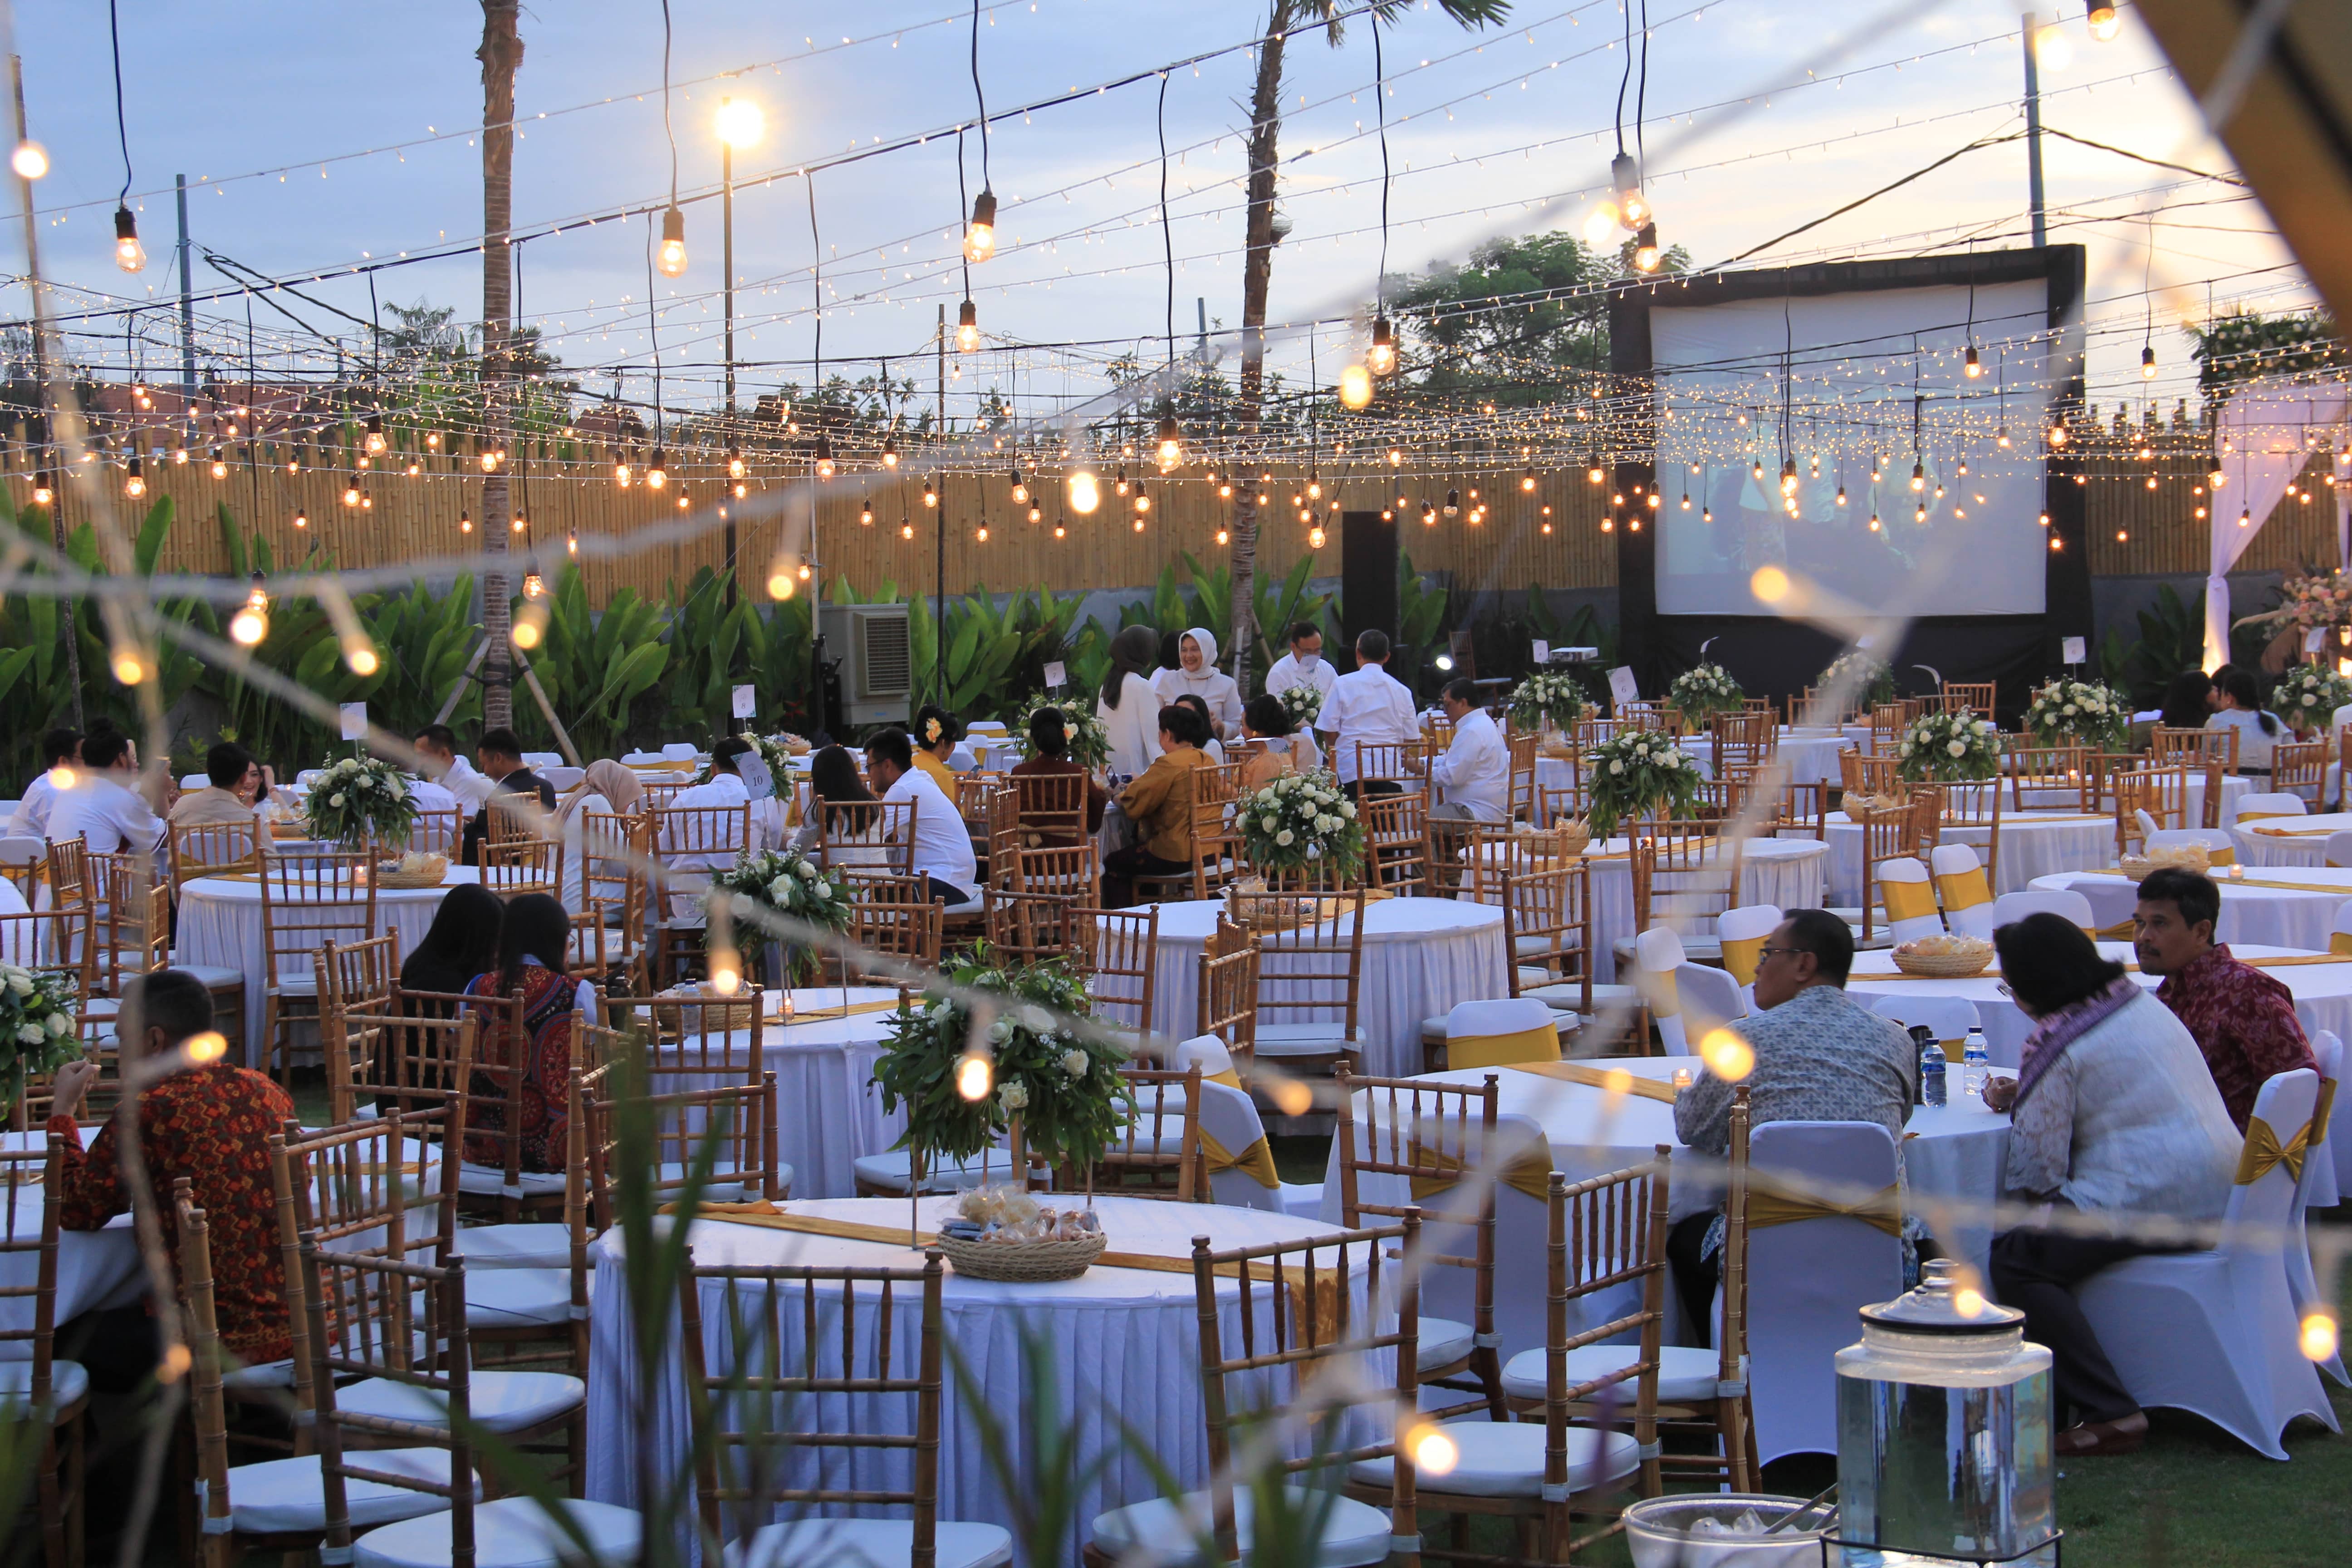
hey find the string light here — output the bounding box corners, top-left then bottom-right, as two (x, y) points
(815, 436), (835, 481)
(293, 508), (308, 529)
(229, 572), (270, 646)
(566, 528), (579, 555)
(727, 447), (745, 480)
(9, 141), (45, 180)
(1367, 316), (1397, 377)
(1632, 222), (1661, 273)
(956, 299), (980, 353)
(657, 206), (689, 277)
(1338, 363), (1373, 409)
(1155, 412), (1183, 471)
(459, 510), (471, 533)
(1068, 470), (1099, 514)
(2088, 1), (2120, 40)
(647, 448), (668, 490)
(1963, 345), (1981, 378)
(364, 414), (387, 455)
(963, 188), (998, 264)
(2141, 345), (2157, 378)
(860, 497), (874, 526)
(1009, 470), (1029, 505)
(923, 480), (938, 508)
(882, 434), (900, 469)
(30, 472), (51, 506)
(123, 457), (145, 499)
(113, 206), (145, 273)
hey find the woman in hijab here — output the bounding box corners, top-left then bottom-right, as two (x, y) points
(1096, 624), (1165, 778)
(1152, 626), (1243, 741)
(555, 758), (646, 912)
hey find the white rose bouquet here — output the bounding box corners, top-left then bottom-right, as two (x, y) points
(2270, 666), (2352, 734)
(1237, 768), (1364, 883)
(1816, 650), (1895, 716)
(303, 753), (420, 850)
(1583, 728), (1703, 839)
(1506, 669), (1589, 734)
(0, 962), (79, 1117)
(1014, 692), (1113, 770)
(2023, 677), (2130, 751)
(705, 848), (854, 987)
(748, 733), (808, 783)
(1669, 662), (1745, 723)
(1274, 682), (1326, 732)
(1897, 708), (2003, 783)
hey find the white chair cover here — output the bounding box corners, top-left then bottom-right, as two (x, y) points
(0, 836), (43, 869)
(520, 752), (564, 769)
(1196, 1079), (1283, 1212)
(1443, 996), (1558, 1054)
(1865, 993), (1981, 1057)
(1719, 903), (1783, 1012)
(661, 743), (701, 760)
(179, 773), (209, 791)
(1928, 843), (1996, 942)
(543, 766), (586, 794)
(1877, 857), (1943, 945)
(2287, 1034), (2345, 1387)
(1635, 926), (1690, 1053)
(2326, 829), (2352, 870)
(2075, 1068), (2339, 1458)
(1988, 888), (2097, 933)
(1742, 1121), (1903, 1463)
(2234, 792), (2307, 821)
(1672, 964), (1746, 1047)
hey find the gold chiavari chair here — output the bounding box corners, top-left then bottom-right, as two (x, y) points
(1868, 702), (1909, 757)
(0, 1141), (84, 1568)
(314, 932), (401, 1125)
(1361, 789), (1431, 894)
(1506, 732), (1541, 824)
(1940, 681), (1995, 714)
(256, 848), (380, 1085)
(1231, 884), (1367, 1078)
(1193, 915), (1259, 1067)
(1854, 792), (1936, 943)
(89, 852), (168, 999)
(1619, 699), (1671, 732)
(1135, 758), (1245, 903)
(985, 887), (1080, 966)
(478, 822), (564, 902)
(833, 876), (944, 990)
(1630, 823), (1746, 960)
(1075, 904), (1158, 1039)
(1650, 1085), (1759, 1492)
(1710, 709), (1776, 776)
(815, 799), (916, 886)
(1923, 779), (2002, 888)
(1837, 746), (1866, 796)
(1502, 858), (1599, 1019)
(580, 809), (652, 991)
(2153, 725), (2236, 771)
(42, 836), (88, 918)
(1010, 768), (1092, 848)
(1352, 739), (1428, 792)
(1851, 753), (1906, 799)
(405, 806), (464, 856)
(650, 802), (753, 984)
(2006, 743), (2092, 812)
(168, 818), (259, 899)
(2272, 739), (2328, 809)
(578, 1056), (785, 1214)
(1006, 842), (1103, 904)
(1078, 1063), (1204, 1199)
(2113, 765), (2191, 857)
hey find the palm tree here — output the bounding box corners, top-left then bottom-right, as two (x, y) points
(1227, 0), (1507, 688)
(476, 0), (523, 727)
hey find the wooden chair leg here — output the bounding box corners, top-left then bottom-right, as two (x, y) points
(36, 1426), (63, 1568)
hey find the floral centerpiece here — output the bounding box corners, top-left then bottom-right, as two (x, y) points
(0, 964), (78, 1117)
(1273, 682), (1326, 732)
(2239, 568), (2352, 640)
(1583, 729), (1702, 839)
(1669, 662), (1744, 723)
(1236, 769), (1363, 884)
(1506, 669), (1588, 735)
(704, 848), (854, 988)
(872, 949), (1128, 1177)
(748, 733), (807, 782)
(1014, 692), (1113, 770)
(2023, 677), (2130, 751)
(303, 755), (419, 851)
(2271, 665), (2352, 734)
(1897, 709), (2002, 783)
(1815, 650), (1894, 716)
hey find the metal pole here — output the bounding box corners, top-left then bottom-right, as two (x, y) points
(721, 132), (738, 607)
(935, 304), (947, 701)
(175, 175), (194, 407)
(10, 55), (80, 728)
(2021, 11), (2047, 248)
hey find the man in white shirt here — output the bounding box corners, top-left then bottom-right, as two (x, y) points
(666, 738), (759, 869)
(410, 724), (495, 815)
(1262, 622), (1338, 703)
(1427, 678), (1509, 823)
(1314, 629), (1424, 797)
(49, 729), (165, 863)
(865, 729), (979, 906)
(8, 727), (84, 838)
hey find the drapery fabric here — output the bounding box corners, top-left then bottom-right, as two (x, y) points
(2205, 378), (2352, 672)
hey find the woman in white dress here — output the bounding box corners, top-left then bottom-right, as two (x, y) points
(1152, 625), (1244, 741)
(554, 759), (647, 913)
(790, 744), (889, 870)
(2205, 666), (2282, 776)
(1095, 625), (1165, 779)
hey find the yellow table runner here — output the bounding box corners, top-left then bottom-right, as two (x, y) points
(1856, 954), (2352, 983)
(773, 998), (906, 1024)
(1505, 1060), (1681, 1104)
(2251, 823), (2340, 836)
(2075, 869), (2352, 895)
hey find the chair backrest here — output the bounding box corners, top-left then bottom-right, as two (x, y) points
(1631, 823), (1744, 941)
(1180, 761), (1247, 901)
(1193, 915), (1260, 1062)
(44, 835), (89, 912)
(477, 830), (564, 901)
(985, 886), (1079, 967)
(1232, 884), (1367, 1037)
(1532, 1156), (1670, 1510)
(315, 932), (402, 1124)
(1352, 738), (1426, 783)
(652, 803), (753, 869)
(272, 1108), (459, 1304)
(1716, 903), (1784, 988)
(176, 1182), (239, 1557)
(2234, 790), (2309, 823)
(676, 1249), (947, 1555)
(1500, 860), (1592, 1012)
(2219, 1068), (2323, 1254)
(1075, 904), (1157, 1034)
(169, 819), (260, 897)
(1876, 856), (1943, 944)
(1083, 1064), (1202, 1200)
(644, 989), (765, 1089)
(1633, 925), (1691, 1053)
(2004, 744), (2091, 812)
(1864, 992), (1981, 1054)
(838, 877), (944, 985)
(1010, 769), (1090, 848)
(0, 836), (42, 905)
(91, 851), (169, 995)
(578, 1058), (784, 1220)
(342, 998), (477, 1127)
(1926, 843), (1995, 941)
(1673, 963), (1748, 1043)
(1988, 888), (2097, 934)
(257, 850), (381, 990)
(2297, 1032), (2345, 1213)
(0, 1141), (63, 1392)
(815, 799), (915, 881)
(1940, 683), (1994, 714)
(406, 807), (464, 856)
(2268, 743), (2326, 808)
(2153, 725), (2235, 768)
(1007, 842), (1102, 905)
(1441, 996), (1560, 1070)
(1360, 789), (1431, 894)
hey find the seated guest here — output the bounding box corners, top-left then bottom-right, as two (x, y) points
(1173, 693), (1228, 764)
(1427, 677), (1509, 823)
(7, 726), (82, 838)
(459, 727), (557, 865)
(402, 881), (506, 1000)
(1007, 708), (1107, 843)
(407, 722), (484, 815)
(2133, 866), (2314, 1131)
(1983, 914), (2241, 1456)
(169, 740), (270, 828)
(1668, 908), (1916, 1340)
(911, 705), (966, 794)
(2156, 669), (2213, 735)
(1103, 705), (1208, 907)
(671, 736), (773, 857)
(865, 729), (980, 907)
(554, 759), (647, 911)
(2205, 666), (2281, 774)
(49, 728), (165, 860)
(462, 893), (593, 1174)
(792, 743), (887, 864)
(48, 970), (298, 1384)
(1239, 695), (1304, 791)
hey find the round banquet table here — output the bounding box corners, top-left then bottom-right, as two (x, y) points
(0, 1139), (145, 1337)
(1144, 896), (1507, 1073)
(174, 865), (484, 1068)
(1846, 941), (2348, 1071)
(1823, 808), (2111, 903)
(2234, 810), (2352, 868)
(1315, 1057), (2010, 1346)
(642, 985), (911, 1199)
(1577, 837), (1829, 983)
(2032, 866), (2352, 954)
(585, 1195), (1372, 1564)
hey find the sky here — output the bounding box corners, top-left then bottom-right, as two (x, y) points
(1, 0), (2305, 428)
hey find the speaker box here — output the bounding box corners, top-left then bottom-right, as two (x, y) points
(1339, 509), (1398, 668)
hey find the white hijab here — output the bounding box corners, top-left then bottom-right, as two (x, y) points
(1161, 627), (1225, 692)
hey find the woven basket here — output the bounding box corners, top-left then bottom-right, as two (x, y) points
(934, 1231), (1105, 1282)
(1889, 947), (1994, 978)
(2119, 849), (2207, 882)
(372, 854), (449, 890)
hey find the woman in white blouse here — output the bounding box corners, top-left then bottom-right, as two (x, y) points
(1152, 625), (1244, 741)
(2205, 666), (2282, 774)
(1095, 625), (1165, 779)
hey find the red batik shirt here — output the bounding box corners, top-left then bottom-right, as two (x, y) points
(2153, 943), (2317, 1133)
(49, 1064), (298, 1366)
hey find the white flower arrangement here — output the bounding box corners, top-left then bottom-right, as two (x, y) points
(1897, 708), (2003, 783)
(705, 848), (855, 987)
(1582, 728), (1703, 839)
(2023, 678), (2129, 751)
(1668, 662), (1745, 722)
(1816, 650), (1895, 715)
(747, 733), (808, 782)
(1236, 767), (1364, 881)
(1273, 682), (1325, 731)
(2270, 666), (2352, 734)
(302, 753), (420, 850)
(1014, 692), (1113, 770)
(1506, 669), (1588, 733)
(0, 962), (78, 1117)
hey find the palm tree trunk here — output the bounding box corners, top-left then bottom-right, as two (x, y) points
(477, 0), (522, 729)
(1228, 5), (1294, 696)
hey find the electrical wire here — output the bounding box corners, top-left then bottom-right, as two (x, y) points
(659, 0), (678, 210)
(107, 0), (132, 206)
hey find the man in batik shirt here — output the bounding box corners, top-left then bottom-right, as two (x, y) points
(2134, 867), (2315, 1132)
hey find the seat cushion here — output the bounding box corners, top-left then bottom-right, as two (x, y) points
(270, 975), (320, 998)
(459, 1163), (568, 1197)
(853, 1148), (1020, 1195)
(1501, 1343), (1724, 1405)
(173, 963), (246, 991)
(1091, 1487), (1394, 1568)
(1278, 1182), (1325, 1220)
(224, 1447), (466, 1535)
(1348, 1420), (1642, 1499)
(336, 1370), (583, 1434)
(1251, 1023), (1369, 1058)
(1419, 1315), (1475, 1372)
(456, 1223), (573, 1272)
(355, 1496), (641, 1568)
(0, 1359), (86, 1415)
(734, 1517), (1014, 1568)
(466, 1268), (574, 1329)
(222, 1357), (297, 1392)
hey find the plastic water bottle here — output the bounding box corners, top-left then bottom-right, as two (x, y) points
(1918, 1033), (1948, 1108)
(1962, 1031), (1990, 1101)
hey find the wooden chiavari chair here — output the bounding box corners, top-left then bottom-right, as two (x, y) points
(1502, 859), (1597, 1019)
(1854, 792), (1936, 943)
(1868, 702), (1909, 758)
(1074, 904), (1158, 1039)
(1630, 823), (1746, 960)
(89, 851), (168, 999)
(1006, 842), (1103, 904)
(579, 809), (651, 990)
(831, 876), (944, 992)
(2153, 725), (2236, 772)
(478, 811), (564, 901)
(1850, 753), (1906, 799)
(405, 807), (463, 856)
(2005, 743), (2092, 811)
(578, 1056), (785, 1215)
(1710, 709), (1775, 776)
(1010, 768), (1092, 848)
(1361, 789), (1431, 894)
(1231, 884), (1367, 1078)
(1193, 915), (1259, 1067)
(1940, 681), (1995, 714)
(256, 848), (380, 1085)
(314, 933), (401, 1125)
(650, 802), (753, 985)
(1527, 750), (1580, 830)
(1618, 699), (1670, 732)
(167, 818), (259, 899)
(0, 907), (96, 1130)
(0, 1140), (82, 1568)
(2272, 738), (2328, 809)
(1922, 779), (2002, 888)
(1506, 732), (1540, 824)
(42, 835), (88, 918)
(984, 886), (1078, 966)
(1078, 1063), (1204, 1199)
(1649, 1086), (1758, 1492)
(814, 799), (915, 886)
(2113, 765), (2191, 857)
(1352, 739), (1428, 791)
(1134, 758), (1245, 903)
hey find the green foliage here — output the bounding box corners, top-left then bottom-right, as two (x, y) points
(1250, 553), (1334, 687)
(2190, 309), (2346, 401)
(910, 585), (1086, 718)
(2101, 582), (2205, 707)
(362, 574), (482, 741)
(660, 568), (757, 742)
(1385, 229), (1617, 399)
(518, 565), (670, 760)
(64, 497), (208, 736)
(1396, 549), (1448, 649)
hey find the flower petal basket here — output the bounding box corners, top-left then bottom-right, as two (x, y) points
(933, 1230), (1107, 1283)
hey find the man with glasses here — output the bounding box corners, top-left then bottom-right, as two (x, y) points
(1665, 908), (1918, 1341)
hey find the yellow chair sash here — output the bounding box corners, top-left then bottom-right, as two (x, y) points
(1449, 1024), (1562, 1072)
(1407, 1139), (1555, 1203)
(1199, 1127), (1279, 1188)
(1879, 878), (1939, 925)
(1747, 1182), (1903, 1236)
(2331, 934), (2352, 957)
(2312, 1078), (2337, 1147)
(1720, 934), (1765, 987)
(2238, 809), (2298, 822)
(1205, 1068), (1245, 1089)
(1934, 867), (1993, 912)
(2233, 1115), (2310, 1186)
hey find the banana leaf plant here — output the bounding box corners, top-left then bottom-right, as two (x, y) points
(741, 594), (816, 735)
(64, 497), (216, 742)
(519, 564), (671, 761)
(1397, 549), (1449, 651)
(1249, 553), (1335, 691)
(361, 574), (483, 742)
(0, 500), (81, 780)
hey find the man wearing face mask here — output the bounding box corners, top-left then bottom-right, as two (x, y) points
(1263, 622), (1336, 705)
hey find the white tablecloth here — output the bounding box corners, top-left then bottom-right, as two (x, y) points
(1847, 942), (2347, 1071)
(2235, 813), (2352, 868)
(1824, 809), (2112, 904)
(1143, 897), (1505, 1074)
(585, 1196), (1365, 1564)
(175, 867), (483, 1068)
(0, 1153), (146, 1340)
(2032, 867), (2352, 954)
(1578, 838), (1829, 982)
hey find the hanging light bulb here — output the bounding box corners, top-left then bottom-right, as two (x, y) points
(1911, 463), (1926, 493)
(459, 510), (472, 533)
(1009, 470), (1029, 505)
(566, 527), (579, 555)
(1587, 457), (1605, 485)
(1632, 222), (1661, 273)
(1835, 485), (1847, 507)
(1869, 511), (1881, 530)
(647, 448), (668, 489)
(1997, 426), (2012, 448)
(1916, 504), (1929, 524)
(956, 299), (981, 353)
(1611, 151), (1649, 228)
(815, 436), (835, 481)
(2141, 345), (2157, 378)
(1520, 469), (1537, 493)
(923, 480), (938, 508)
(882, 434), (900, 469)
(1443, 489), (1460, 518)
(1115, 469), (1131, 496)
(30, 471), (51, 506)
(656, 206), (689, 278)
(426, 430), (442, 450)
(364, 414), (387, 455)
(1957, 457), (1969, 477)
(901, 520), (915, 539)
(1702, 505), (1715, 523)
(2047, 419), (2069, 448)
(208, 449), (227, 480)
(977, 522), (991, 542)
(1338, 363), (1373, 408)
(113, 206), (145, 273)
(2239, 505), (2252, 528)
(1367, 316), (1398, 377)
(522, 563), (545, 599)
(9, 140), (46, 180)
(1133, 490), (1152, 515)
(614, 453), (633, 487)
(1308, 523), (1326, 549)
(1068, 470), (1100, 514)
(293, 507), (308, 529)
(123, 456), (145, 499)
(480, 447), (501, 473)
(1963, 345), (1982, 378)
(2088, 1), (2120, 40)
(963, 189), (998, 264)
(727, 447), (745, 481)
(1155, 413), (1183, 471)
(230, 572), (270, 646)
(1779, 460), (1799, 497)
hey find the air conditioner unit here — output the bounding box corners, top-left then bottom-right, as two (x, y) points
(819, 602), (913, 727)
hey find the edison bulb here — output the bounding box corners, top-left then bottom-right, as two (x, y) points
(345, 643), (380, 676)
(956, 300), (980, 353)
(112, 650), (147, 685)
(229, 607), (268, 646)
(768, 564), (798, 599)
(2087, 2), (2120, 41)
(1068, 470), (1100, 514)
(656, 207), (688, 278)
(1338, 363), (1373, 409)
(113, 207), (145, 273)
(512, 615), (543, 650)
(963, 189), (997, 264)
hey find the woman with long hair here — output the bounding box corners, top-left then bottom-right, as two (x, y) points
(790, 743), (882, 863)
(2205, 665), (2282, 775)
(2156, 669), (2214, 733)
(461, 892), (589, 1173)
(1095, 624), (1165, 778)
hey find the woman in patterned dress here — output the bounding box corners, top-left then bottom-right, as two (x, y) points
(462, 892), (583, 1172)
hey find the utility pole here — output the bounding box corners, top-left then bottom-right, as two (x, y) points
(175, 175), (194, 409)
(934, 303), (947, 700)
(2021, 11), (2048, 248)
(721, 100), (738, 607)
